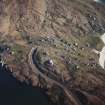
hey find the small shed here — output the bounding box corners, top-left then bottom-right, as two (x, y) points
(44, 59), (54, 66)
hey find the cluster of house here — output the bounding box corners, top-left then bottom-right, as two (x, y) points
(0, 44), (14, 55)
(0, 44), (14, 69)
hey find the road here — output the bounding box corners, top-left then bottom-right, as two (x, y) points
(28, 47), (81, 105)
(92, 33), (105, 69)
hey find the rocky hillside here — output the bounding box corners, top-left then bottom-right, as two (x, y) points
(0, 0), (105, 105)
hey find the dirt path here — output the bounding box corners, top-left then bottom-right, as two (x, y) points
(93, 33), (105, 69)
(28, 47), (81, 105)
(99, 33), (105, 69)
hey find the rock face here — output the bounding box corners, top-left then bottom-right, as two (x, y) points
(0, 0), (105, 105)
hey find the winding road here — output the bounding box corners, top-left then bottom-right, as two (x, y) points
(28, 47), (81, 105)
(92, 33), (105, 69)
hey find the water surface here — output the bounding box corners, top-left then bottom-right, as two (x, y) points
(0, 63), (50, 105)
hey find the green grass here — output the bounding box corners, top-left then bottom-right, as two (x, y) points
(80, 35), (103, 50)
(20, 31), (31, 43)
(11, 44), (27, 64)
